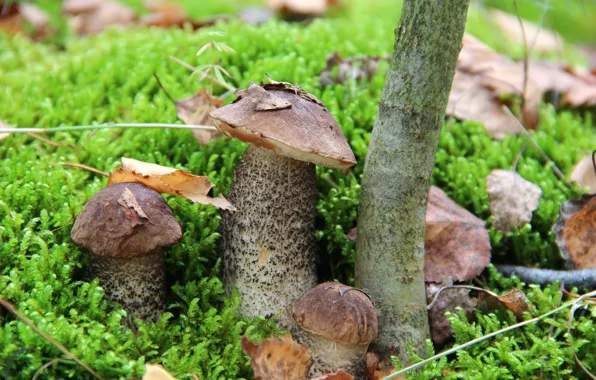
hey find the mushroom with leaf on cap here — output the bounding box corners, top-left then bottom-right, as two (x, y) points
(292, 282), (377, 378)
(210, 81), (356, 328)
(71, 182), (182, 323)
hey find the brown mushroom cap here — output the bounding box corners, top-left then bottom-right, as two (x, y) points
(209, 83), (356, 169)
(293, 282), (377, 345)
(71, 183), (182, 258)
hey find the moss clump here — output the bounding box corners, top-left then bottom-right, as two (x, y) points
(1, 0), (595, 378)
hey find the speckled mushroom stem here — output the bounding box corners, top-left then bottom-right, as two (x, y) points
(292, 329), (368, 378)
(218, 145), (318, 328)
(88, 250), (165, 323)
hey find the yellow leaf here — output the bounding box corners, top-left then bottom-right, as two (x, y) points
(108, 157), (235, 210)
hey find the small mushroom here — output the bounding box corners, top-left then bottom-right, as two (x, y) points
(71, 183), (182, 323)
(210, 82), (356, 327)
(292, 282), (377, 378)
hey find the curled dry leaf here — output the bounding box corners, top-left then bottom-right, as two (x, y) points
(553, 194), (596, 269)
(489, 9), (562, 54)
(425, 186), (491, 283)
(143, 364), (177, 380)
(478, 289), (532, 321)
(176, 90), (223, 145)
(241, 335), (312, 380)
(485, 170), (543, 233)
(570, 154), (596, 193)
(426, 283), (477, 345)
(108, 157), (235, 210)
(310, 369), (353, 380)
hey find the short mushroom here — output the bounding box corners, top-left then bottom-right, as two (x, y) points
(292, 282), (377, 378)
(71, 182), (182, 323)
(210, 82), (356, 327)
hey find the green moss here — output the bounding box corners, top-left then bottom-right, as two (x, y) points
(1, 1), (595, 378)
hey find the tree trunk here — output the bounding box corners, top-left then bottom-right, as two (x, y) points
(354, 0), (470, 363)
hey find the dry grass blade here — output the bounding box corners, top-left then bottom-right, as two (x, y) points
(32, 357), (68, 380)
(0, 298), (103, 379)
(55, 162), (109, 177)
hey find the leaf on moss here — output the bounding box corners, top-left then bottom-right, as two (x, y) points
(562, 81), (596, 108)
(319, 52), (385, 86)
(241, 335), (312, 380)
(143, 364), (177, 380)
(553, 194), (596, 269)
(426, 283), (477, 345)
(66, 0), (136, 36)
(108, 157), (235, 210)
(478, 289), (532, 320)
(489, 9), (562, 54)
(425, 186), (491, 283)
(310, 369), (353, 380)
(0, 120), (11, 141)
(365, 353), (404, 380)
(268, 0), (328, 18)
(570, 154), (596, 193)
(485, 170), (543, 233)
(176, 90), (223, 145)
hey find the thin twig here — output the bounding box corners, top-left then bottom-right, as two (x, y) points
(26, 133), (62, 147)
(513, 0), (529, 126)
(0, 298), (103, 379)
(0, 123), (216, 134)
(567, 304), (596, 379)
(153, 71), (176, 103)
(54, 163), (109, 177)
(32, 357), (69, 380)
(427, 285), (497, 311)
(512, 143), (527, 172)
(383, 289), (596, 379)
(504, 107), (567, 182)
(562, 289), (596, 302)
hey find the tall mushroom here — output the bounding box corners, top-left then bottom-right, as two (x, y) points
(71, 182), (182, 323)
(210, 82), (356, 327)
(292, 282), (377, 378)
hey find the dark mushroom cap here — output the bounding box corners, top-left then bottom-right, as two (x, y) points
(293, 282), (377, 345)
(209, 82), (356, 169)
(71, 183), (182, 258)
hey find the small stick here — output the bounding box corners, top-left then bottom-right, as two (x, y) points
(26, 133), (62, 147)
(1, 123), (216, 135)
(55, 163), (109, 177)
(495, 265), (596, 289)
(0, 298), (103, 379)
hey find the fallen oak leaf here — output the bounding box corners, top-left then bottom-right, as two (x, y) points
(143, 364), (177, 380)
(108, 157), (235, 210)
(553, 194), (596, 269)
(570, 153), (596, 193)
(478, 289), (533, 321)
(310, 369), (353, 380)
(241, 335), (312, 380)
(485, 170), (543, 233)
(425, 186), (491, 283)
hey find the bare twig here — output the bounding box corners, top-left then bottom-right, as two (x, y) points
(153, 71), (176, 104)
(495, 264), (596, 289)
(0, 123), (216, 134)
(426, 285), (497, 311)
(0, 298), (103, 379)
(512, 143), (527, 172)
(383, 289), (596, 379)
(54, 163), (109, 177)
(26, 133), (62, 147)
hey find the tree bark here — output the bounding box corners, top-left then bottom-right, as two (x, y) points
(354, 0), (470, 362)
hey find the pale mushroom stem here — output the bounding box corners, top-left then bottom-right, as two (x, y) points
(88, 250), (165, 323)
(218, 145), (318, 328)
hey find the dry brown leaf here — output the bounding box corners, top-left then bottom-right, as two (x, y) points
(489, 9), (562, 54)
(478, 289), (532, 320)
(268, 0), (327, 17)
(485, 170), (543, 233)
(63, 0), (102, 15)
(143, 364), (177, 380)
(425, 186), (491, 283)
(241, 335), (312, 380)
(0, 120), (11, 141)
(108, 157), (235, 210)
(68, 0), (136, 35)
(553, 194), (596, 269)
(310, 370), (353, 380)
(176, 90), (223, 145)
(447, 70), (523, 139)
(570, 154), (596, 193)
(364, 353), (405, 380)
(426, 283), (477, 345)
(562, 83), (596, 108)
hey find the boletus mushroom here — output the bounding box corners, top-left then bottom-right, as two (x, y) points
(210, 82), (356, 327)
(71, 182), (182, 323)
(292, 282), (377, 378)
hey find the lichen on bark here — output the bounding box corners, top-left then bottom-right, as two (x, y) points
(354, 0), (471, 362)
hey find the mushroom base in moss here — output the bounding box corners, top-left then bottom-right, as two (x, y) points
(218, 145), (318, 328)
(293, 329), (368, 378)
(88, 250), (165, 323)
